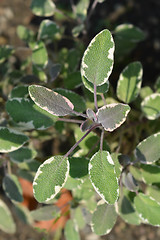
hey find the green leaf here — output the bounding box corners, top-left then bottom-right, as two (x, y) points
(49, 64), (61, 82)
(0, 127), (28, 153)
(17, 25), (34, 43)
(117, 62), (143, 103)
(138, 164), (160, 184)
(6, 98), (56, 130)
(9, 147), (37, 164)
(0, 199), (16, 233)
(82, 75), (109, 94)
(154, 76), (160, 93)
(30, 0), (55, 16)
(72, 178), (95, 201)
(0, 45), (14, 64)
(31, 205), (60, 221)
(32, 64), (47, 82)
(75, 0), (90, 21)
(97, 103), (130, 131)
(91, 201), (117, 235)
(32, 41), (48, 69)
(111, 153), (122, 179)
(33, 156), (69, 203)
(64, 72), (82, 89)
(14, 204), (33, 225)
(135, 132), (160, 163)
(130, 164), (160, 184)
(64, 219), (80, 240)
(38, 20), (59, 40)
(18, 159), (40, 172)
(54, 88), (86, 113)
(10, 85), (29, 98)
(141, 93), (160, 120)
(89, 151), (119, 204)
(81, 29), (114, 86)
(2, 174), (23, 202)
(69, 157), (89, 178)
(114, 24), (145, 57)
(134, 193), (160, 226)
(140, 86), (153, 99)
(72, 24), (84, 38)
(73, 207), (85, 229)
(64, 176), (83, 190)
(117, 189), (141, 225)
(146, 185), (160, 204)
(29, 85), (74, 116)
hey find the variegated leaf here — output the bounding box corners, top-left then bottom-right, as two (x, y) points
(81, 29), (114, 86)
(33, 156), (69, 203)
(89, 151), (119, 204)
(97, 103), (130, 131)
(141, 93), (160, 120)
(117, 61), (143, 103)
(29, 85), (74, 116)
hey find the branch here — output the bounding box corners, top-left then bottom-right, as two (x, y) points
(100, 128), (104, 151)
(64, 123), (100, 158)
(94, 84), (98, 112)
(101, 93), (107, 105)
(71, 110), (87, 118)
(58, 118), (84, 124)
(87, 0), (98, 23)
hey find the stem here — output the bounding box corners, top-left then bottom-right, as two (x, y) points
(58, 118), (84, 124)
(70, 0), (76, 14)
(87, 0), (98, 22)
(64, 124), (100, 158)
(7, 160), (12, 175)
(85, 139), (100, 157)
(101, 93), (107, 105)
(55, 8), (74, 22)
(100, 129), (104, 151)
(94, 84), (98, 112)
(71, 110), (87, 118)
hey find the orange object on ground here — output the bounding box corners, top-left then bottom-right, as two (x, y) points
(19, 178), (72, 231)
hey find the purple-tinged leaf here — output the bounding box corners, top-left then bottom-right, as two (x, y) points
(97, 103), (130, 131)
(86, 108), (97, 122)
(29, 85), (74, 116)
(122, 172), (138, 192)
(80, 119), (94, 132)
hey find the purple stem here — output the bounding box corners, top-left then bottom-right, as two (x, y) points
(58, 118), (84, 124)
(64, 123), (100, 158)
(100, 129), (104, 151)
(71, 110), (87, 118)
(94, 84), (98, 112)
(101, 93), (107, 105)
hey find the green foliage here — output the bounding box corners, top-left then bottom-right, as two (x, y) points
(117, 62), (143, 103)
(0, 0), (160, 238)
(91, 201), (117, 235)
(33, 156), (69, 203)
(0, 200), (16, 233)
(81, 29), (114, 86)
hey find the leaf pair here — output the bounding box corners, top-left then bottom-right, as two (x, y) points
(33, 150), (119, 206)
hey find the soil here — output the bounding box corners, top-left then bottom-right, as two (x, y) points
(0, 0), (160, 239)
